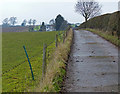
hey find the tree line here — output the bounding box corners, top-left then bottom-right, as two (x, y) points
(2, 17), (37, 27)
(2, 14), (69, 31)
(39, 14), (69, 31)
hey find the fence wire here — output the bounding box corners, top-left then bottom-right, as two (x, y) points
(2, 31), (66, 75)
(2, 39), (56, 75)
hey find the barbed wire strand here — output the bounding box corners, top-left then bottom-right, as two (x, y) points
(2, 40), (55, 75)
(2, 31), (66, 75)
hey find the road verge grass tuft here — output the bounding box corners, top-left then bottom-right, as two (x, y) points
(84, 28), (120, 47)
(35, 28), (73, 92)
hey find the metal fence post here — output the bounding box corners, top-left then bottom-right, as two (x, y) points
(63, 32), (65, 43)
(42, 44), (47, 79)
(55, 34), (58, 47)
(23, 45), (34, 80)
(66, 31), (67, 38)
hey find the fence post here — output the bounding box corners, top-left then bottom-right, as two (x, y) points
(66, 31), (67, 38)
(63, 32), (65, 43)
(42, 44), (47, 80)
(55, 34), (58, 47)
(60, 34), (62, 42)
(23, 45), (34, 80)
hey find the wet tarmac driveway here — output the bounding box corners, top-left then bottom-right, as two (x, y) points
(63, 30), (118, 92)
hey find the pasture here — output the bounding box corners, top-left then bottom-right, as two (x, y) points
(2, 31), (59, 92)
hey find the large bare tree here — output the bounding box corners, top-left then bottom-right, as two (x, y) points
(9, 17), (17, 26)
(33, 19), (37, 26)
(75, 0), (101, 22)
(28, 19), (32, 26)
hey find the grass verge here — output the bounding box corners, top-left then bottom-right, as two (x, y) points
(84, 28), (120, 47)
(35, 28), (73, 92)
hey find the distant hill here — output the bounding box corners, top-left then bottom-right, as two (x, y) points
(2, 26), (35, 32)
(2, 26), (29, 32)
(78, 11), (120, 35)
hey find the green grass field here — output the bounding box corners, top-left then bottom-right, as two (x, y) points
(2, 31), (64, 92)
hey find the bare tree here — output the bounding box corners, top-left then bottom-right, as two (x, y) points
(33, 19), (37, 25)
(28, 19), (32, 25)
(75, 0), (101, 22)
(9, 17), (17, 26)
(49, 19), (55, 25)
(2, 18), (9, 25)
(40, 22), (46, 31)
(21, 19), (27, 26)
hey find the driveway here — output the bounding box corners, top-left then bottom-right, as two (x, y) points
(63, 30), (118, 92)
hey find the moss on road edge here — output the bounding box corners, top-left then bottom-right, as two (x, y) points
(84, 29), (120, 47)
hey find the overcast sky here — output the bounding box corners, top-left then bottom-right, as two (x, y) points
(0, 0), (119, 25)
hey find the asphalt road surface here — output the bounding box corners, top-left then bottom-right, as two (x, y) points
(63, 30), (118, 92)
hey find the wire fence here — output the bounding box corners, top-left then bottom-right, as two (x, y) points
(2, 30), (69, 77)
(2, 29), (70, 92)
(41, 30), (70, 79)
